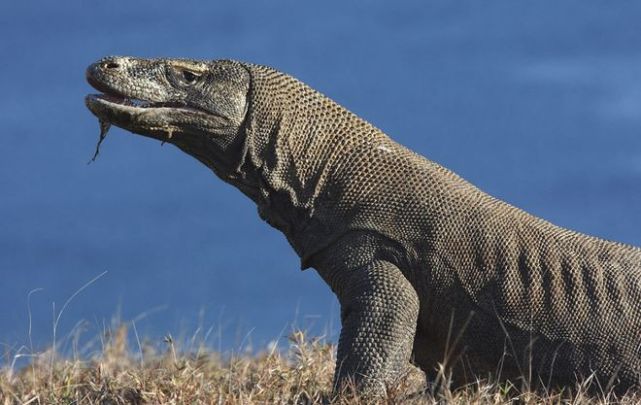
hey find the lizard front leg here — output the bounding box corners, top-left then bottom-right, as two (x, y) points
(333, 260), (420, 394)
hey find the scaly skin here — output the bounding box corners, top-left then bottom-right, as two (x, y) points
(85, 56), (641, 394)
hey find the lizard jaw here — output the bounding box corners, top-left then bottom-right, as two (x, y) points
(84, 93), (201, 139)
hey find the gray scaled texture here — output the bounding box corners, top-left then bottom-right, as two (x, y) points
(84, 56), (641, 394)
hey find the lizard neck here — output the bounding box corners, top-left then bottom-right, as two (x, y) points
(229, 64), (383, 259)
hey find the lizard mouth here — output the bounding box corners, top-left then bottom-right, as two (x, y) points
(85, 74), (209, 115)
(84, 74), (212, 162)
(85, 93), (202, 112)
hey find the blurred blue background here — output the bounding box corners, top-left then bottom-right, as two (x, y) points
(1, 1), (640, 358)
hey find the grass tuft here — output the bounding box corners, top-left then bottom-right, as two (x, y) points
(1, 325), (638, 404)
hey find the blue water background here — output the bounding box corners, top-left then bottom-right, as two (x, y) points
(1, 1), (640, 356)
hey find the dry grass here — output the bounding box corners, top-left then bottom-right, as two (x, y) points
(1, 325), (638, 404)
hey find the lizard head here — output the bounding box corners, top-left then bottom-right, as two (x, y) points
(85, 56), (250, 155)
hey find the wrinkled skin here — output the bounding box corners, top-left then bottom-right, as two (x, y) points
(86, 57), (641, 396)
(86, 57), (248, 138)
(86, 58), (252, 179)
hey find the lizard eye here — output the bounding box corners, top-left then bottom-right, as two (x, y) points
(182, 70), (199, 84)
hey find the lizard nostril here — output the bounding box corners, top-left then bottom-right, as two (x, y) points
(103, 62), (120, 69)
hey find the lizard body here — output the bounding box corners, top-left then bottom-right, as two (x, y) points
(85, 57), (641, 393)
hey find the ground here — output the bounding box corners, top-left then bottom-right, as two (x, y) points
(1, 326), (638, 404)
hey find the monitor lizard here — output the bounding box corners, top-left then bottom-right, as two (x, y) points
(85, 56), (641, 394)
